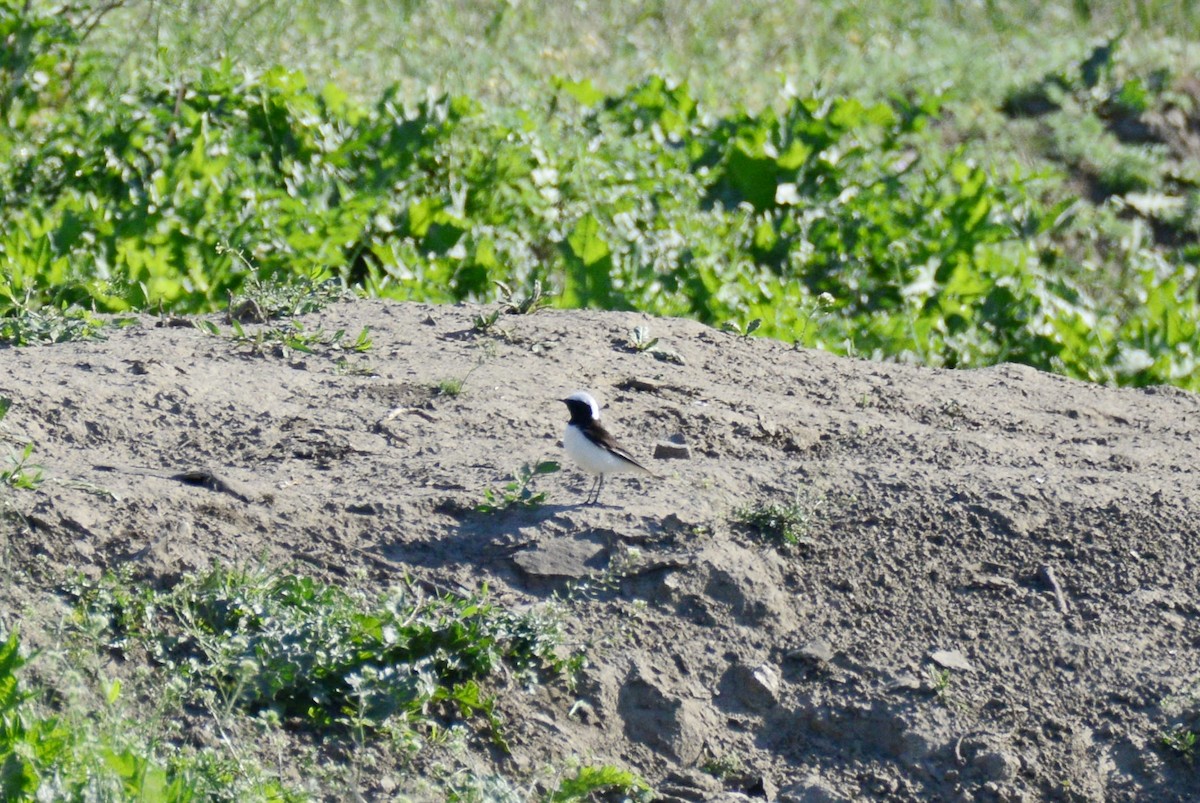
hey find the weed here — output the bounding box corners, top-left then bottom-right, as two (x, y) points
(225, 266), (351, 324)
(926, 666), (953, 701)
(628, 325), (685, 365)
(701, 751), (745, 780)
(733, 492), (819, 551)
(721, 318), (762, 339)
(546, 764), (652, 802)
(0, 398), (44, 491)
(477, 461), (560, 512)
(1162, 726), (1197, 762)
(0, 627), (296, 800)
(225, 319), (372, 358)
(0, 296), (108, 346)
(629, 325), (659, 353)
(436, 345), (495, 397)
(68, 566), (569, 747)
(2, 443), (44, 490)
(333, 356), (378, 376)
(495, 279), (551, 316)
(473, 281), (551, 335)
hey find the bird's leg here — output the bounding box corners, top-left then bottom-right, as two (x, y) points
(590, 474), (605, 506)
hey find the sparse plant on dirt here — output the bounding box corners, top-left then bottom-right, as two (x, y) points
(545, 763), (652, 802)
(496, 279), (551, 316)
(733, 492), (819, 551)
(926, 667), (953, 701)
(0, 398), (43, 491)
(0, 295), (109, 346)
(217, 319), (372, 359)
(629, 325), (659, 353)
(1161, 726), (1197, 762)
(1, 442), (44, 490)
(628, 325), (684, 364)
(477, 461), (560, 512)
(333, 356), (378, 376)
(68, 565), (569, 750)
(226, 271), (352, 324)
(473, 281), (551, 336)
(701, 751), (746, 780)
(721, 318), (762, 339)
(436, 345), (495, 397)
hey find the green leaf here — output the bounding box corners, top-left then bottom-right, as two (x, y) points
(562, 214), (615, 308)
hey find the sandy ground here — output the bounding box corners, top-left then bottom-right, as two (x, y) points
(1, 298), (1198, 801)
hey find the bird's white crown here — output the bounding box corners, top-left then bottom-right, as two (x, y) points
(564, 390), (601, 420)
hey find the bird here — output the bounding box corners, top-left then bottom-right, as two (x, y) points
(561, 390), (652, 505)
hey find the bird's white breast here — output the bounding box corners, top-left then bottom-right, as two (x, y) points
(564, 423), (637, 474)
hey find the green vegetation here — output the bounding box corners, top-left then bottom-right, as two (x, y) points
(4, 2), (1200, 389)
(70, 566), (567, 743)
(733, 492), (818, 551)
(4, 0), (1200, 797)
(477, 461), (561, 513)
(1161, 726), (1197, 762)
(0, 398), (44, 490)
(0, 628), (299, 801)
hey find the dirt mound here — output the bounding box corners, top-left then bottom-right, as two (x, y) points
(2, 298), (1198, 801)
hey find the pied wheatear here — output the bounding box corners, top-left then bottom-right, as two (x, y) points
(561, 391), (652, 505)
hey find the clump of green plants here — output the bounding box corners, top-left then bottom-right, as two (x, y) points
(225, 271), (353, 323)
(69, 566), (569, 747)
(199, 318), (372, 359)
(0, 296), (110, 346)
(733, 492), (819, 551)
(1161, 726), (1197, 763)
(701, 750), (746, 780)
(0, 398), (44, 490)
(627, 325), (683, 364)
(545, 764), (652, 802)
(0, 628), (293, 801)
(477, 461), (560, 513)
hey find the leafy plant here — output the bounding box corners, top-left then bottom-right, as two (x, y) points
(1162, 726), (1197, 762)
(733, 492), (819, 551)
(223, 319), (372, 358)
(0, 628), (246, 801)
(0, 397), (44, 490)
(721, 318), (762, 339)
(0, 296), (109, 346)
(2, 442), (44, 490)
(545, 764), (652, 802)
(69, 565), (570, 755)
(629, 325), (659, 353)
(226, 272), (352, 323)
(477, 461), (560, 513)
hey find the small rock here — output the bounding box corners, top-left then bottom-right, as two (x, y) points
(726, 662), (781, 711)
(658, 769), (719, 801)
(885, 672), (923, 693)
(974, 749), (1020, 782)
(511, 537), (608, 590)
(930, 649), (974, 672)
(789, 639), (834, 665)
(655, 434), (691, 460)
(779, 773), (845, 803)
(619, 667), (713, 762)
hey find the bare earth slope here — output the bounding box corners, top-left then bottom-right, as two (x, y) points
(2, 298), (1198, 801)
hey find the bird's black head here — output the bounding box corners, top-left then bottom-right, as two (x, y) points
(562, 391), (600, 425)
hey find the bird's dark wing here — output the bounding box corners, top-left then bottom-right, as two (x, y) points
(589, 422), (654, 475)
